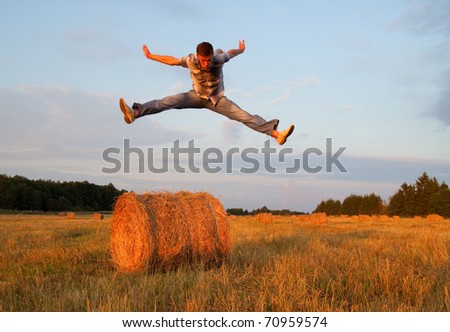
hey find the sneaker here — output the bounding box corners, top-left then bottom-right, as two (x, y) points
(276, 124), (295, 145)
(119, 98), (134, 124)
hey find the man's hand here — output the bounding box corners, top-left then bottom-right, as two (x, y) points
(141, 44), (179, 66)
(228, 40), (246, 58)
(238, 40), (245, 53)
(142, 44), (151, 59)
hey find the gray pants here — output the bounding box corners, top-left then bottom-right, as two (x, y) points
(132, 90), (279, 136)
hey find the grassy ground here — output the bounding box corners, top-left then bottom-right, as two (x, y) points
(1, 214), (449, 311)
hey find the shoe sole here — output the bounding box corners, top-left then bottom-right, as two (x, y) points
(278, 124), (295, 145)
(119, 98), (132, 124)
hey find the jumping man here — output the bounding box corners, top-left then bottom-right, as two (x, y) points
(119, 40), (295, 145)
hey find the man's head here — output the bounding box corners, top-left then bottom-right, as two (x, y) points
(196, 42), (213, 70)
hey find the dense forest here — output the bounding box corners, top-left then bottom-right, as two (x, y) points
(389, 172), (450, 217)
(314, 172), (450, 218)
(0, 174), (125, 212)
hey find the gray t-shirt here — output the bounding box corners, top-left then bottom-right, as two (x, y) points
(178, 50), (230, 105)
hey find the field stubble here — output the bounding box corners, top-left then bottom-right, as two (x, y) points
(0, 214), (449, 311)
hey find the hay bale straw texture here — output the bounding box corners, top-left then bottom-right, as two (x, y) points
(110, 191), (231, 272)
(66, 212), (75, 219)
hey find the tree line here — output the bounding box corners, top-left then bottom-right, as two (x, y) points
(0, 174), (125, 212)
(313, 172), (450, 218)
(389, 172), (450, 217)
(226, 206), (304, 216)
(314, 193), (384, 216)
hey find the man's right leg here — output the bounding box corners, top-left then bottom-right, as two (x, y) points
(132, 90), (207, 118)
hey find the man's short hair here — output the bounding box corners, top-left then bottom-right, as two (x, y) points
(196, 42), (214, 56)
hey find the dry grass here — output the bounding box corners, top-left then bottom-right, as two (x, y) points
(256, 213), (273, 224)
(1, 214), (449, 311)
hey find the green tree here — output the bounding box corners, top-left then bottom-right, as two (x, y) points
(414, 172), (439, 216)
(314, 199), (341, 215)
(389, 184), (406, 216)
(430, 184), (450, 218)
(341, 195), (363, 215)
(403, 184), (416, 217)
(364, 193), (382, 215)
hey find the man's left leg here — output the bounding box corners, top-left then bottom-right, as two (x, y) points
(210, 97), (294, 145)
(210, 97), (279, 135)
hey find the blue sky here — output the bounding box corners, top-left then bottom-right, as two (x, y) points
(1, 0), (450, 212)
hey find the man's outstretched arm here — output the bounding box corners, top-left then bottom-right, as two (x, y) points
(227, 40), (245, 58)
(142, 45), (179, 66)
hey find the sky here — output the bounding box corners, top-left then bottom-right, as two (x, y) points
(1, 0), (450, 212)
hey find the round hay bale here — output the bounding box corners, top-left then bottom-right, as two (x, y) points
(298, 215), (309, 222)
(66, 212), (75, 219)
(93, 213), (104, 220)
(426, 214), (444, 222)
(110, 191), (230, 272)
(310, 212), (328, 224)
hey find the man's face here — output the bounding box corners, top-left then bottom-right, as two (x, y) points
(197, 54), (213, 70)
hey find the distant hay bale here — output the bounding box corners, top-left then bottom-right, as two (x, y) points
(66, 212), (75, 219)
(110, 191), (231, 273)
(93, 213), (104, 220)
(373, 215), (389, 222)
(426, 214), (444, 221)
(351, 215), (359, 221)
(379, 215), (389, 221)
(256, 213), (272, 224)
(309, 212), (328, 224)
(413, 216), (423, 220)
(393, 215), (401, 221)
(298, 215), (310, 222)
(358, 214), (370, 222)
(294, 213), (327, 224)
